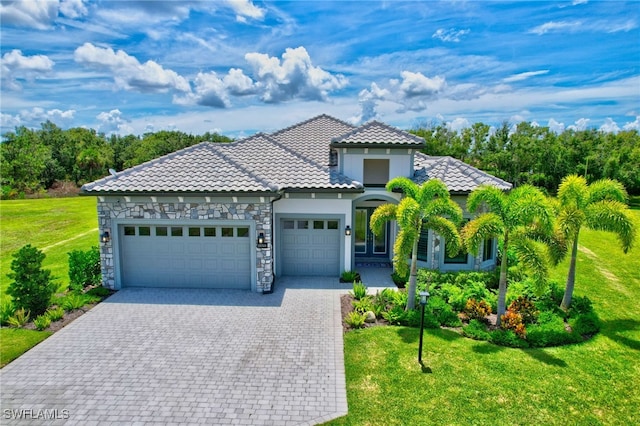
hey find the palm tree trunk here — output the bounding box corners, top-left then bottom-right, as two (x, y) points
(496, 233), (509, 327)
(561, 232), (580, 310)
(406, 237), (419, 311)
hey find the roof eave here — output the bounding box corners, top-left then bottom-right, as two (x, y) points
(80, 189), (280, 197)
(330, 142), (426, 149)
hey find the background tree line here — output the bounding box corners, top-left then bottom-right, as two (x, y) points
(1, 119), (638, 197)
(410, 121), (639, 195)
(0, 121), (233, 197)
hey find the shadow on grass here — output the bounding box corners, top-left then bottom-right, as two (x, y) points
(396, 326), (462, 344)
(472, 343), (502, 354)
(601, 319), (640, 351)
(523, 348), (568, 367)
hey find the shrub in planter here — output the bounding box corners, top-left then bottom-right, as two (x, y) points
(352, 297), (373, 314)
(68, 246), (101, 292)
(60, 293), (98, 311)
(382, 306), (407, 325)
(86, 286), (112, 298)
(0, 299), (15, 326)
(7, 308), (30, 328)
(464, 299), (492, 321)
(7, 244), (56, 317)
(350, 282), (368, 300)
(491, 329), (529, 348)
(500, 311), (526, 338)
(570, 311), (601, 336)
(527, 311), (581, 347)
(33, 314), (51, 331)
(462, 319), (492, 341)
(508, 296), (539, 324)
(340, 270), (361, 283)
(427, 296), (461, 327)
(45, 306), (65, 322)
(391, 271), (408, 288)
(345, 311), (366, 329)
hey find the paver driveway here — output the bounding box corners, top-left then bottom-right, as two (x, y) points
(1, 278), (348, 425)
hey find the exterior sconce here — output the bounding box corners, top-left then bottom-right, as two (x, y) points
(257, 232), (268, 248)
(345, 225), (352, 236)
(101, 231), (110, 243)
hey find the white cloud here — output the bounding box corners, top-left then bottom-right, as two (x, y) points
(568, 118), (591, 131)
(530, 19), (636, 35)
(223, 68), (257, 96)
(174, 71), (230, 108)
(529, 20), (582, 35)
(623, 116), (640, 131)
(432, 28), (470, 43)
(74, 43), (190, 93)
(1, 113), (22, 128)
(398, 71), (446, 98)
(503, 70), (549, 83)
(244, 46), (347, 103)
(447, 117), (470, 132)
(599, 117), (620, 133)
(0, 0), (58, 29)
(60, 0), (87, 18)
(96, 109), (133, 134)
(572, 0), (588, 5)
(355, 82), (391, 122)
(225, 0), (265, 22)
(547, 118), (565, 133)
(1, 49), (55, 90)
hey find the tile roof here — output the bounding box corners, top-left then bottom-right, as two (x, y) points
(331, 121), (425, 147)
(269, 114), (355, 165)
(413, 152), (512, 192)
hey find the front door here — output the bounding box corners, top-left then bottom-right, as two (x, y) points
(355, 207), (389, 258)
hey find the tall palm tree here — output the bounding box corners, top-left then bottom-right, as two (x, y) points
(462, 184), (555, 325)
(370, 177), (462, 310)
(556, 175), (636, 309)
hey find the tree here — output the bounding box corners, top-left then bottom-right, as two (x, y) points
(7, 245), (56, 317)
(462, 184), (555, 325)
(370, 177), (462, 310)
(556, 175), (636, 309)
(0, 126), (52, 193)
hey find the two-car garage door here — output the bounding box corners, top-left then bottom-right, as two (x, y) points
(280, 218), (340, 276)
(119, 224), (251, 289)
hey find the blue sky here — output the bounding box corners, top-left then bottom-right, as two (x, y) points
(1, 0), (639, 137)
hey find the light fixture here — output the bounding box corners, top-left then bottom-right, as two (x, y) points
(418, 290), (430, 365)
(257, 232), (268, 248)
(345, 225), (352, 236)
(101, 231), (110, 243)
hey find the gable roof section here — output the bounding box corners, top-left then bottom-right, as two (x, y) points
(413, 152), (512, 193)
(269, 114), (355, 165)
(331, 121), (425, 148)
(81, 143), (277, 194)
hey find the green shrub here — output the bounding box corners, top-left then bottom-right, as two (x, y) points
(462, 319), (492, 341)
(7, 244), (56, 317)
(0, 299), (16, 326)
(7, 308), (30, 328)
(33, 314), (51, 331)
(570, 311), (601, 336)
(391, 271), (409, 287)
(500, 311), (526, 338)
(568, 295), (594, 316)
(85, 286), (112, 298)
(427, 296), (461, 327)
(352, 297), (373, 314)
(60, 293), (98, 311)
(491, 329), (529, 348)
(526, 312), (580, 347)
(341, 270), (359, 282)
(350, 282), (368, 300)
(45, 306), (65, 322)
(464, 299), (492, 321)
(508, 296), (539, 324)
(68, 246), (101, 292)
(389, 289), (408, 309)
(382, 306), (407, 325)
(345, 311), (366, 329)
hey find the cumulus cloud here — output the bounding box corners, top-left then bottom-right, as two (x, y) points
(244, 46), (347, 103)
(599, 117), (620, 133)
(223, 68), (258, 96)
(503, 70), (549, 83)
(567, 118), (591, 131)
(1, 112), (22, 128)
(20, 107), (75, 123)
(398, 71), (446, 98)
(74, 43), (190, 93)
(547, 118), (565, 133)
(622, 116), (640, 131)
(96, 109), (133, 134)
(355, 82), (391, 122)
(60, 0), (87, 18)
(1, 49), (55, 90)
(432, 28), (470, 43)
(0, 0), (58, 29)
(225, 0), (265, 22)
(447, 117), (471, 132)
(174, 71), (230, 108)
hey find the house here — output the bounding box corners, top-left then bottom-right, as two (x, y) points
(82, 114), (511, 292)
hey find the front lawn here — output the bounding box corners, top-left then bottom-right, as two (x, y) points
(0, 328), (52, 368)
(327, 209), (640, 425)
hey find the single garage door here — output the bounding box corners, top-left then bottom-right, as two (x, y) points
(119, 224), (252, 289)
(280, 218), (340, 276)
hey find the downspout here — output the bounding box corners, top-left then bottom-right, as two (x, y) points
(263, 189), (285, 294)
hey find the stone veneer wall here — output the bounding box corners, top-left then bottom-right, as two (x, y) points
(97, 200), (273, 292)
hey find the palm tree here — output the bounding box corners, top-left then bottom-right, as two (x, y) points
(462, 184), (555, 325)
(556, 175), (636, 309)
(370, 177), (462, 310)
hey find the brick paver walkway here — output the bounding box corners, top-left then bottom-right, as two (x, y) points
(1, 279), (347, 425)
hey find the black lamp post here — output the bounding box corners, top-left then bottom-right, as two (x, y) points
(418, 290), (430, 364)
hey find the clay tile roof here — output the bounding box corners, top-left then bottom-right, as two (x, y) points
(331, 120), (425, 147)
(413, 152), (512, 193)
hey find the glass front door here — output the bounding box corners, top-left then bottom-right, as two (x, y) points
(355, 207), (389, 257)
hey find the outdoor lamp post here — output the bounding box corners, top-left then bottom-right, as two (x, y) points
(418, 290), (430, 364)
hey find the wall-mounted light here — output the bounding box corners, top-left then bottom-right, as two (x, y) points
(101, 231), (110, 243)
(345, 225), (352, 236)
(257, 231), (268, 248)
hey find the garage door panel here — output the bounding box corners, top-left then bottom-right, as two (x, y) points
(120, 224), (251, 289)
(281, 218), (340, 276)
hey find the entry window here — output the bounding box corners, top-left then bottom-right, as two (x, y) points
(483, 238), (495, 262)
(222, 227), (234, 237)
(363, 159), (389, 187)
(139, 226), (151, 236)
(171, 227), (183, 237)
(124, 226), (135, 236)
(313, 220), (325, 230)
(237, 227), (249, 237)
(204, 227), (216, 237)
(327, 220), (339, 230)
(156, 227), (168, 237)
(188, 227), (201, 237)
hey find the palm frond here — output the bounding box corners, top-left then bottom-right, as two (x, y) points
(520, 222), (568, 266)
(556, 205), (585, 240)
(507, 185), (554, 232)
(395, 197), (421, 232)
(511, 238), (549, 295)
(385, 177), (419, 199)
(466, 185), (505, 215)
(426, 216), (462, 257)
(585, 200), (636, 253)
(558, 174), (588, 209)
(392, 230), (414, 277)
(587, 178), (628, 205)
(422, 198), (463, 226)
(370, 203), (397, 236)
(461, 213), (504, 255)
(417, 178), (449, 207)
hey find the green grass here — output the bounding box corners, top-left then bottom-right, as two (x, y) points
(327, 209), (640, 426)
(0, 196), (98, 295)
(0, 328), (52, 367)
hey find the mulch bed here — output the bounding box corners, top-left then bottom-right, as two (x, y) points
(21, 304), (98, 332)
(341, 294), (389, 332)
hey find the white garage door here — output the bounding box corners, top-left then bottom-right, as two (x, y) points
(280, 219), (340, 276)
(119, 224), (251, 289)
